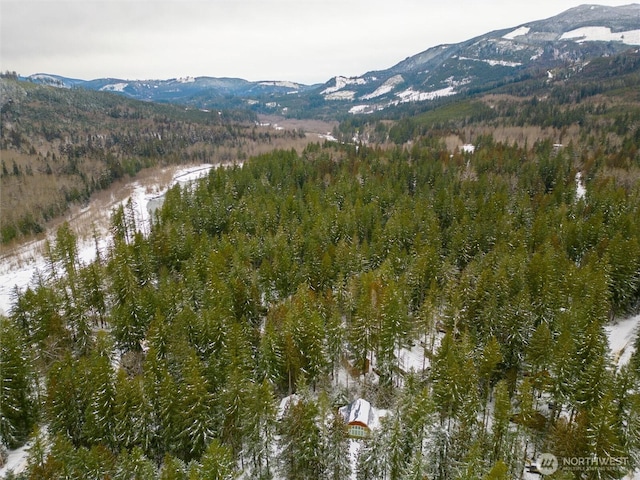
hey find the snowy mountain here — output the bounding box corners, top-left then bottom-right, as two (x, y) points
(321, 4), (640, 114)
(23, 4), (640, 116)
(23, 74), (313, 106)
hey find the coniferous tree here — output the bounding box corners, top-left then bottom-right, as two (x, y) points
(377, 276), (411, 388)
(356, 425), (387, 480)
(387, 414), (408, 480)
(348, 273), (382, 380)
(109, 240), (148, 352)
(323, 412), (351, 480)
(189, 439), (238, 480)
(159, 454), (188, 480)
(278, 397), (322, 480)
(478, 336), (502, 430)
(83, 344), (116, 449)
(244, 380), (277, 478)
(584, 392), (627, 479)
(490, 380), (516, 469)
(157, 365), (180, 457)
(114, 446), (157, 480)
(0, 318), (36, 448)
(176, 353), (213, 462)
(46, 353), (89, 447)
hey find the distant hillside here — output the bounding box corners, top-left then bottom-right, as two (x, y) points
(332, 48), (640, 150)
(0, 79), (306, 243)
(310, 4), (640, 117)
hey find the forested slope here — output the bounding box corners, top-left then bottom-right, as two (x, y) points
(2, 128), (640, 478)
(0, 78), (306, 244)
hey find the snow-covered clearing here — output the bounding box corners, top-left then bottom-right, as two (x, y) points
(560, 26), (640, 45)
(462, 144), (476, 153)
(324, 90), (357, 101)
(317, 132), (338, 142)
(360, 75), (404, 100)
(259, 80), (300, 89)
(348, 104), (376, 115)
(321, 76), (367, 95)
(503, 26), (531, 40)
(395, 86), (456, 103)
(575, 171), (586, 201)
(99, 82), (128, 92)
(459, 56), (522, 67)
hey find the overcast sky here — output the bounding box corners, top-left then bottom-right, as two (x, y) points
(0, 0), (634, 84)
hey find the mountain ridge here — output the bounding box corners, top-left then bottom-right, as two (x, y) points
(17, 3), (640, 117)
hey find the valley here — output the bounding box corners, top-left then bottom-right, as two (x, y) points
(2, 4), (640, 480)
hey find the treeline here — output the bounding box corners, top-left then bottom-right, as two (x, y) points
(2, 137), (640, 479)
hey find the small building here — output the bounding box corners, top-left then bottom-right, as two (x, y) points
(338, 398), (379, 439)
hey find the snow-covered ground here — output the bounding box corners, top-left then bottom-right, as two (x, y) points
(503, 26), (531, 40)
(606, 313), (640, 367)
(576, 171), (586, 201)
(0, 441), (31, 477)
(395, 86), (456, 103)
(560, 26), (640, 46)
(361, 75), (404, 100)
(321, 76), (367, 96)
(0, 163), (233, 318)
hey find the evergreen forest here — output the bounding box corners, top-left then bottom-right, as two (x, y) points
(3, 133), (640, 479)
(2, 51), (640, 480)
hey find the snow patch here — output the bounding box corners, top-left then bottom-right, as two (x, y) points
(575, 171), (586, 201)
(605, 314), (640, 367)
(396, 343), (430, 373)
(277, 394), (300, 419)
(100, 83), (128, 92)
(462, 144), (475, 153)
(176, 76), (196, 83)
(0, 440), (31, 477)
(486, 59), (522, 67)
(259, 80), (299, 89)
(361, 75), (404, 100)
(324, 90), (356, 101)
(349, 104), (375, 114)
(560, 27), (640, 45)
(459, 56), (521, 67)
(321, 76), (367, 95)
(503, 26), (531, 40)
(318, 132), (338, 142)
(396, 86), (456, 103)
